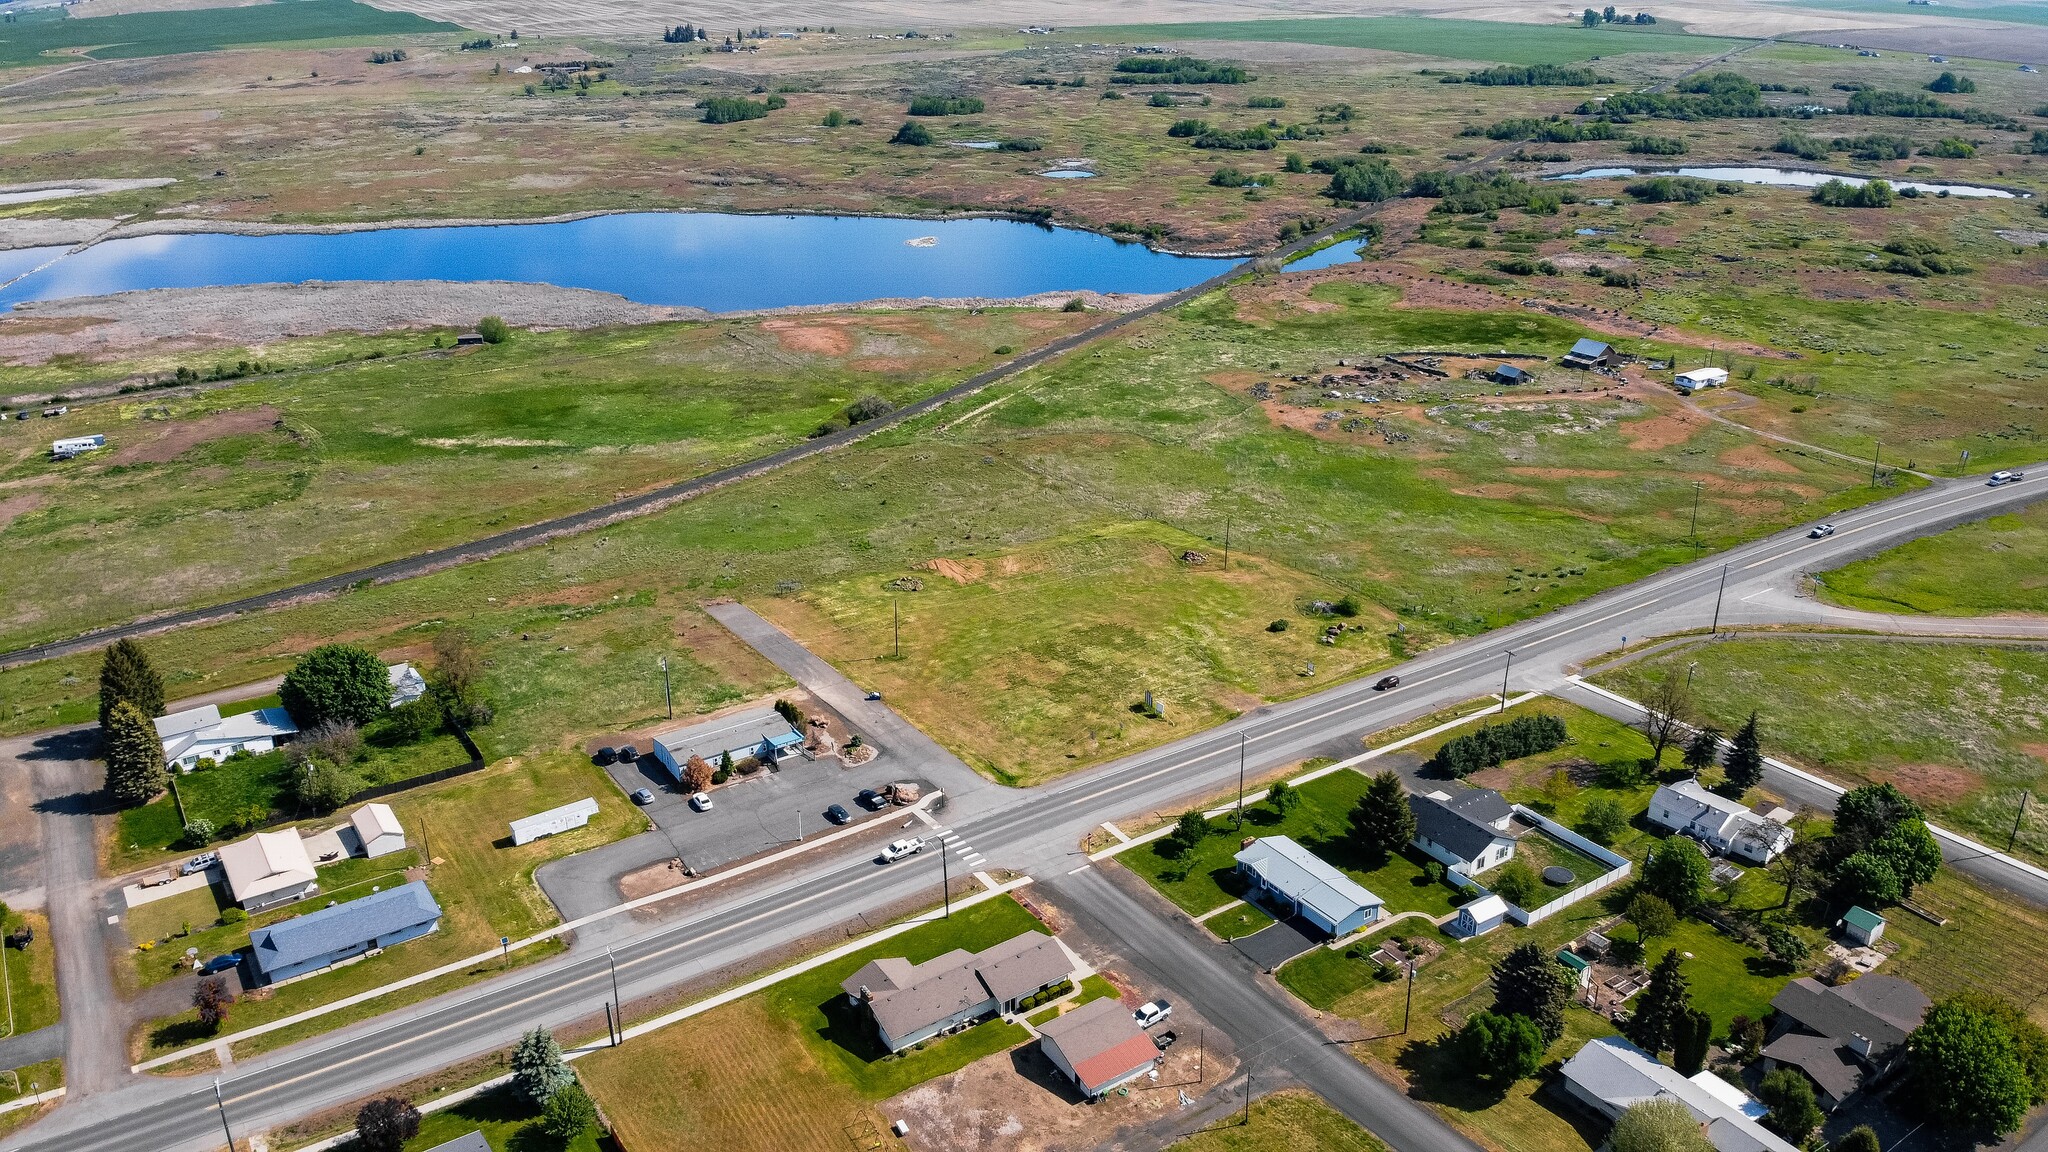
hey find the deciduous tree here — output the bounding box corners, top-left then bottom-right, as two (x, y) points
(542, 1083), (598, 1139)
(1491, 861), (1542, 909)
(1455, 1010), (1546, 1083)
(1611, 1098), (1713, 1152)
(1638, 670), (1691, 768)
(1579, 796), (1629, 845)
(1266, 779), (1300, 817)
(1759, 1067), (1824, 1140)
(194, 974), (234, 1032)
(280, 643), (390, 728)
(683, 755), (715, 793)
(1643, 837), (1711, 911)
(1626, 892), (1676, 942)
(1905, 993), (2048, 1135)
(354, 1097), (421, 1152)
(1834, 1127), (1881, 1152)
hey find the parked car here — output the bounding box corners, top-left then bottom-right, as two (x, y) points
(1990, 470), (2026, 487)
(865, 690), (883, 701)
(825, 803), (852, 825)
(1134, 999), (1173, 1028)
(689, 791), (713, 812)
(878, 837), (924, 863)
(593, 746), (618, 767)
(856, 788), (884, 810)
(1374, 675), (1401, 691)
(181, 852), (218, 876)
(630, 788), (655, 806)
(617, 743), (640, 762)
(1808, 524), (1835, 538)
(200, 953), (241, 975)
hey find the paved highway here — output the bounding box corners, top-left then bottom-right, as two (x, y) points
(9, 468), (2047, 1152)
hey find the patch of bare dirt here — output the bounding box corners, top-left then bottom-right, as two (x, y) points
(762, 317), (857, 356)
(1718, 444), (1801, 475)
(1506, 466), (1625, 480)
(919, 557), (985, 585)
(1621, 410), (1702, 453)
(1889, 762), (1981, 809)
(0, 491), (43, 532)
(112, 403), (283, 464)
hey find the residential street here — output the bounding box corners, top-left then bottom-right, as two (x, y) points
(5, 468), (2048, 1152)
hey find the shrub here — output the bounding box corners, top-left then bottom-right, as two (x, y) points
(218, 906), (248, 925)
(1247, 95), (1287, 108)
(1147, 92), (1177, 108)
(1834, 133), (1912, 160)
(890, 120), (933, 145)
(1062, 296), (1087, 312)
(1773, 130), (1830, 160)
(180, 819), (216, 848)
(542, 1084), (599, 1139)
(1426, 713), (1568, 776)
(907, 94), (983, 115)
(821, 109), (845, 127)
(843, 395), (895, 425)
(1166, 118), (1211, 138)
(1625, 176), (1730, 204)
(1923, 136), (1975, 158)
(354, 1097), (421, 1152)
(1320, 156), (1401, 203)
(998, 137), (1042, 152)
(1266, 619), (1290, 632)
(1627, 135), (1689, 155)
(698, 95), (784, 123)
(281, 644), (390, 728)
(1812, 178), (1894, 208)
(1111, 56), (1248, 85)
(296, 759), (364, 812)
(384, 698), (443, 744)
(1927, 71), (1976, 94)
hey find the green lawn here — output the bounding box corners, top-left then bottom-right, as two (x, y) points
(1025, 972), (1119, 1025)
(1166, 1089), (1389, 1152)
(1817, 504), (2048, 617)
(0, 0), (457, 67)
(1119, 769), (1462, 921)
(399, 1086), (606, 1152)
(1, 911), (58, 1037)
(1599, 637), (2048, 860)
(1646, 919), (1788, 1038)
(1081, 17), (1746, 64)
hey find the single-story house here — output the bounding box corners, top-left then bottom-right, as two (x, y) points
(248, 880), (443, 985)
(1562, 1036), (1798, 1152)
(1762, 976), (1929, 1111)
(1449, 893), (1509, 938)
(1410, 788), (1516, 875)
(220, 830), (319, 912)
(1839, 906), (1885, 946)
(1491, 363), (1530, 385)
(841, 930), (1077, 1053)
(1647, 780), (1793, 864)
(153, 704), (299, 772)
(1675, 367), (1728, 393)
(350, 803), (407, 859)
(1561, 338), (1614, 370)
(1037, 997), (1163, 1099)
(387, 663), (428, 708)
(423, 1134), (490, 1152)
(1233, 835), (1383, 937)
(651, 705), (805, 782)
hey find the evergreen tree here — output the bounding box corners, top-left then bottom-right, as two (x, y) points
(511, 1027), (576, 1105)
(1349, 770), (1415, 864)
(1625, 949), (1692, 1054)
(1491, 943), (1573, 1043)
(1682, 726), (1722, 775)
(1673, 1006), (1713, 1075)
(99, 638), (164, 733)
(105, 700), (170, 806)
(1722, 712), (1765, 796)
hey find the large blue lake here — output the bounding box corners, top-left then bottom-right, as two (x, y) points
(0, 212), (1236, 311)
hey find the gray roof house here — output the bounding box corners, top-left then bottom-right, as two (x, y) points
(1561, 338), (1614, 369)
(153, 704), (299, 772)
(423, 1134), (492, 1152)
(841, 930), (1076, 1053)
(1411, 788), (1516, 875)
(1234, 836), (1382, 937)
(1563, 1036), (1798, 1152)
(247, 880), (443, 985)
(1647, 780), (1793, 864)
(651, 705), (804, 781)
(1762, 976), (1929, 1110)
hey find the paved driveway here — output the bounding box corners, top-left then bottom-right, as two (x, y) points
(1232, 915), (1324, 972)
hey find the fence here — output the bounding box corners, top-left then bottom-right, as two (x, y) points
(341, 717), (486, 805)
(1503, 806), (1632, 927)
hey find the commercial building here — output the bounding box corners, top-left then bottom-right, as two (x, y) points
(1233, 836), (1382, 937)
(154, 704), (299, 772)
(247, 880), (443, 984)
(1037, 998), (1163, 1099)
(651, 705), (805, 782)
(841, 930), (1077, 1053)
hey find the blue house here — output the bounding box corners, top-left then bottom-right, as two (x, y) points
(1561, 338), (1614, 369)
(248, 881), (443, 985)
(1234, 836), (1382, 937)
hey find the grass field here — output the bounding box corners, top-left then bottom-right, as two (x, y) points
(1, 910), (57, 1038)
(1598, 637), (2048, 859)
(1817, 503), (2048, 616)
(397, 1086), (606, 1152)
(1166, 1090), (1388, 1152)
(132, 754), (639, 1058)
(1081, 17), (1747, 65)
(1118, 769), (1463, 921)
(0, 0), (456, 68)
(0, 312), (1083, 652)
(1772, 0), (2048, 26)
(578, 896), (1042, 1151)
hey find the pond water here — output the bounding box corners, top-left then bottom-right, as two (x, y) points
(0, 245), (67, 284)
(1040, 169), (1096, 179)
(0, 212), (1235, 311)
(1548, 164), (2020, 198)
(1285, 238), (1371, 271)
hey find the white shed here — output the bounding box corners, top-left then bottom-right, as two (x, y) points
(1675, 367), (1728, 393)
(1450, 893), (1509, 938)
(350, 803), (408, 858)
(510, 798), (600, 846)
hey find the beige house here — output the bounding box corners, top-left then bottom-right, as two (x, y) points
(220, 830), (318, 911)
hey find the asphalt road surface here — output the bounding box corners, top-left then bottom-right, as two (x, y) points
(9, 469), (2048, 1152)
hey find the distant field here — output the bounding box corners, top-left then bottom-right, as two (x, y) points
(1599, 637), (2048, 860)
(0, 0), (458, 67)
(1773, 0), (2048, 27)
(1817, 503), (2048, 616)
(1080, 17), (1748, 64)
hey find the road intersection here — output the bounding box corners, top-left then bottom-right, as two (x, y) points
(7, 467), (2048, 1152)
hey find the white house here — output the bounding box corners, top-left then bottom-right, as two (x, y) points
(387, 663), (428, 708)
(1410, 788), (1516, 875)
(1234, 836), (1383, 937)
(219, 830), (319, 912)
(1562, 1036), (1798, 1152)
(350, 803), (408, 859)
(1675, 367), (1729, 393)
(154, 704), (299, 772)
(1647, 779), (1793, 864)
(1449, 893), (1509, 938)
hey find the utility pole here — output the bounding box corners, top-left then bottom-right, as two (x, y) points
(606, 947), (622, 1045)
(1685, 660), (1698, 692)
(2011, 790), (2032, 851)
(1870, 440), (1883, 486)
(1499, 650), (1514, 712)
(1688, 482), (1703, 551)
(1223, 515), (1232, 571)
(893, 597), (901, 659)
(1402, 959), (1416, 1034)
(1234, 734), (1247, 828)
(213, 1080), (237, 1152)
(604, 1002), (617, 1047)
(1198, 1028), (1205, 1081)
(660, 656), (672, 720)
(1710, 564), (1730, 635)
(1242, 1070), (1253, 1126)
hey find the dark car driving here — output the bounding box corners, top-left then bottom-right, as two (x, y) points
(1374, 675), (1401, 691)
